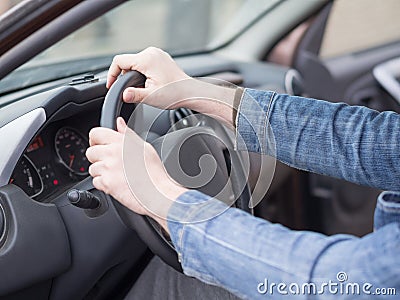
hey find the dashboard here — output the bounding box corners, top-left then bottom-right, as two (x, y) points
(10, 110), (99, 202)
(4, 56), (294, 205)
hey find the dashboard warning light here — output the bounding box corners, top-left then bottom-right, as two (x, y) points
(53, 179), (59, 186)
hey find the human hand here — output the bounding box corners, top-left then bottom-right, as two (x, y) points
(107, 47), (238, 127)
(86, 117), (187, 230)
(107, 47), (190, 108)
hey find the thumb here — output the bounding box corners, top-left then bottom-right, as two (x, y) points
(123, 87), (148, 103)
(116, 117), (127, 134)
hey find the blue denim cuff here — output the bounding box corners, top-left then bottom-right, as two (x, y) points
(235, 88), (275, 155)
(374, 191), (400, 230)
(167, 190), (229, 262)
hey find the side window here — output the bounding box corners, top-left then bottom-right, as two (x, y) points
(319, 0), (400, 58)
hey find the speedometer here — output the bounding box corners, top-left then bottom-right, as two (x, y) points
(55, 127), (90, 176)
(10, 155), (43, 198)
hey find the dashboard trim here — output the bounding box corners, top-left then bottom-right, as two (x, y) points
(0, 203), (6, 247)
(0, 108), (46, 186)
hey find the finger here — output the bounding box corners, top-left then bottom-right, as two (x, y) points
(107, 54), (147, 88)
(122, 87), (149, 103)
(107, 54), (133, 88)
(89, 127), (122, 146)
(116, 117), (127, 134)
(88, 161), (105, 178)
(86, 145), (110, 163)
(92, 176), (105, 192)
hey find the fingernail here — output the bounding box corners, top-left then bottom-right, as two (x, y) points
(117, 117), (126, 129)
(123, 89), (133, 101)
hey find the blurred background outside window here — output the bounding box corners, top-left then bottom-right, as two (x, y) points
(3, 0), (400, 65)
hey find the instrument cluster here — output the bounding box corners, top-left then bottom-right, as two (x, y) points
(10, 122), (92, 202)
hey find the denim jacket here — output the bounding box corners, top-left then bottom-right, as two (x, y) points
(167, 89), (400, 299)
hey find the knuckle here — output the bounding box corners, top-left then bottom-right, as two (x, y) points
(102, 161), (111, 171)
(145, 46), (160, 55)
(112, 54), (121, 62)
(105, 145), (114, 157)
(102, 179), (111, 194)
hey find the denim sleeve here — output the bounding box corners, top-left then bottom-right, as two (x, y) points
(168, 190), (400, 299)
(236, 89), (400, 191)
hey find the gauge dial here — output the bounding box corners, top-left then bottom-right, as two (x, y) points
(10, 155), (43, 198)
(55, 127), (90, 175)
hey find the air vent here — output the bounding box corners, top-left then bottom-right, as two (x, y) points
(169, 108), (202, 130)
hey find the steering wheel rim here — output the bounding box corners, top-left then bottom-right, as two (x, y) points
(100, 71), (252, 272)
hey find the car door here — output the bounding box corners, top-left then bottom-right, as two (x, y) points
(293, 0), (400, 236)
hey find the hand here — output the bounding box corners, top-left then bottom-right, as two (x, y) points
(107, 47), (238, 127)
(86, 117), (187, 230)
(107, 47), (190, 107)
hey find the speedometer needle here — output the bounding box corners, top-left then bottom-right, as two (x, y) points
(69, 154), (75, 168)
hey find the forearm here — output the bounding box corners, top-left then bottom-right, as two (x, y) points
(236, 89), (400, 191)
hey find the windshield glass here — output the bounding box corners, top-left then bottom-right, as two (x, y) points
(0, 0), (280, 94)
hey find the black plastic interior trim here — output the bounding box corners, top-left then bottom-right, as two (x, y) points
(0, 185), (71, 296)
(0, 280), (52, 300)
(50, 178), (147, 300)
(0, 204), (5, 247)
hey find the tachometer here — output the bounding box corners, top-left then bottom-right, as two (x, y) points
(10, 155), (43, 198)
(55, 127), (90, 176)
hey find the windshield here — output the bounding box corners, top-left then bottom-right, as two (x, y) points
(0, 0), (280, 94)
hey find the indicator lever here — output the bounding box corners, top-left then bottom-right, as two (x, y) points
(67, 189), (100, 209)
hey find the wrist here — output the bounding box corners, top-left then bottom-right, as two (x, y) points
(178, 79), (237, 128)
(146, 177), (188, 233)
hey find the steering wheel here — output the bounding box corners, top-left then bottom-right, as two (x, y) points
(100, 71), (251, 272)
